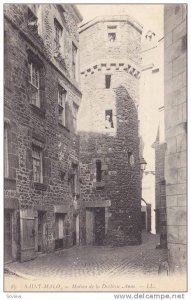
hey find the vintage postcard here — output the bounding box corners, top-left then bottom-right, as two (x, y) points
(3, 3), (187, 294)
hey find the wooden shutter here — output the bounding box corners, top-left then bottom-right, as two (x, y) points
(65, 101), (70, 130)
(20, 209), (38, 262)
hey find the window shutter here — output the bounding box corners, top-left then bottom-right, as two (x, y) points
(39, 71), (45, 111)
(43, 156), (51, 185)
(30, 84), (38, 106)
(65, 101), (70, 130)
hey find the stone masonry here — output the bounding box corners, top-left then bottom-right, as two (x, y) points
(4, 4), (82, 262)
(153, 121), (167, 248)
(78, 16), (142, 246)
(164, 4), (187, 273)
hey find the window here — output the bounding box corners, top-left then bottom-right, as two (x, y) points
(107, 26), (117, 42)
(28, 7), (38, 34)
(128, 152), (134, 166)
(4, 126), (9, 178)
(58, 86), (67, 126)
(73, 103), (78, 132)
(105, 75), (111, 89)
(29, 61), (40, 108)
(105, 110), (114, 129)
(72, 43), (77, 80)
(60, 171), (65, 181)
(96, 160), (102, 182)
(32, 145), (43, 183)
(54, 19), (63, 50)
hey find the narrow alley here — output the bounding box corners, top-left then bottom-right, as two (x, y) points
(5, 231), (168, 290)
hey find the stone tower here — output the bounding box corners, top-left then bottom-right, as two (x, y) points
(78, 16), (142, 246)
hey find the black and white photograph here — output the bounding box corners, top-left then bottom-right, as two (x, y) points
(3, 3), (187, 294)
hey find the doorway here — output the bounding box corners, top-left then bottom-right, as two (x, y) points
(55, 213), (66, 250)
(38, 211), (46, 252)
(141, 211), (146, 230)
(4, 210), (13, 263)
(95, 208), (105, 245)
(86, 208), (105, 246)
(20, 209), (37, 262)
(73, 214), (79, 245)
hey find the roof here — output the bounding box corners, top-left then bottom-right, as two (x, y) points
(71, 4), (83, 22)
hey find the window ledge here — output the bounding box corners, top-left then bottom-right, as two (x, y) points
(34, 182), (47, 191)
(30, 104), (45, 118)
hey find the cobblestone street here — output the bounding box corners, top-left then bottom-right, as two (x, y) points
(5, 232), (167, 280)
(4, 231), (187, 293)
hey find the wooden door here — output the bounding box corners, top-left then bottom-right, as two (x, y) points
(73, 214), (80, 246)
(76, 214), (80, 245)
(4, 210), (12, 263)
(95, 208), (105, 245)
(55, 213), (65, 249)
(20, 209), (37, 262)
(86, 209), (95, 245)
(38, 211), (45, 252)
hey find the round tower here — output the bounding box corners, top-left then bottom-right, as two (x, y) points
(78, 16), (143, 246)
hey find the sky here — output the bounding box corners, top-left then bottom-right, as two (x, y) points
(77, 4), (164, 38)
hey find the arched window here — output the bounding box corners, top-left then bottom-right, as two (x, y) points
(96, 160), (102, 182)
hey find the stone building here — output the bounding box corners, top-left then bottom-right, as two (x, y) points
(140, 30), (164, 234)
(153, 106), (167, 248)
(78, 16), (142, 246)
(164, 4), (187, 273)
(4, 4), (82, 262)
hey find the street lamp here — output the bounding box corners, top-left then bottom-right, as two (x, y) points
(140, 157), (147, 171)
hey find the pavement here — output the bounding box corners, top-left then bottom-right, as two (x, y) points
(5, 231), (168, 281)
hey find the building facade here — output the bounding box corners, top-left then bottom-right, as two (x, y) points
(140, 30), (164, 234)
(4, 4), (82, 262)
(153, 106), (167, 248)
(164, 4), (187, 273)
(78, 16), (142, 246)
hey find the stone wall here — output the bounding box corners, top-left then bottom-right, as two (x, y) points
(154, 136), (167, 248)
(164, 4), (187, 273)
(4, 4), (82, 260)
(79, 16), (142, 71)
(78, 17), (142, 246)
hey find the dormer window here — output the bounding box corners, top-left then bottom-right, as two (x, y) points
(107, 26), (117, 42)
(28, 7), (38, 34)
(54, 19), (63, 50)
